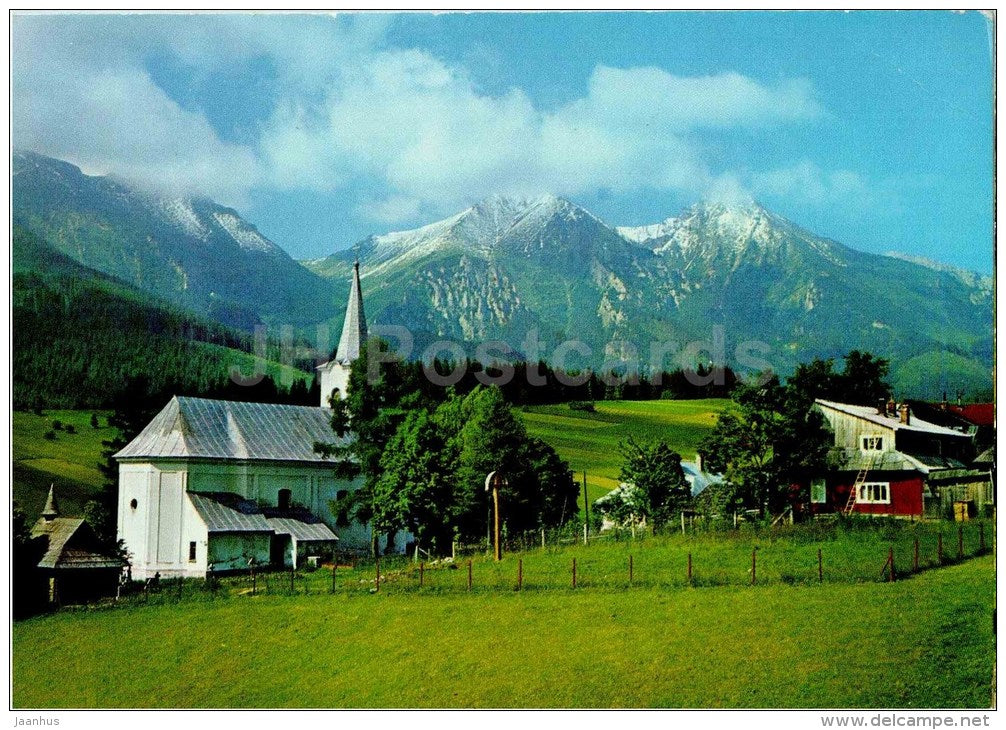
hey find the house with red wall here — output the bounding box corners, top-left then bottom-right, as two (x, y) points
(807, 399), (977, 517)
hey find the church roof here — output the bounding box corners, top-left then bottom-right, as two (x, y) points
(335, 260), (367, 364)
(266, 517), (339, 542)
(188, 492), (272, 533)
(114, 396), (349, 463)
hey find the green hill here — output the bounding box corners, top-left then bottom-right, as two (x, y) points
(521, 399), (730, 502)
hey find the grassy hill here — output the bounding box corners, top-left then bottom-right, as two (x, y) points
(13, 410), (116, 519)
(521, 399), (730, 502)
(12, 545), (994, 708)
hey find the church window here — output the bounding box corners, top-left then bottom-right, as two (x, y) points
(188, 541), (197, 562)
(278, 489), (292, 510)
(336, 489), (349, 501)
(130, 498), (138, 510)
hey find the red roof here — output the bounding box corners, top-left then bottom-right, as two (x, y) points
(948, 403), (995, 427)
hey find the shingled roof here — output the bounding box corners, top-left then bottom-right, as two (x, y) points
(188, 492), (273, 533)
(30, 494), (123, 570)
(114, 397), (348, 462)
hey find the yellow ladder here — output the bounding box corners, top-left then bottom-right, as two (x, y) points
(844, 453), (877, 515)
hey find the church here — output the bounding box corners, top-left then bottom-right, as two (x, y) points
(115, 262), (405, 579)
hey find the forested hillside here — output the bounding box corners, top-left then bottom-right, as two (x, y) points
(13, 226), (316, 410)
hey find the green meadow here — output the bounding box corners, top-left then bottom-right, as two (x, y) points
(12, 409), (115, 518)
(12, 550), (994, 708)
(521, 399), (730, 502)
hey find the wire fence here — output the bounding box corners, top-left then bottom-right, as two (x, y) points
(104, 519), (993, 610)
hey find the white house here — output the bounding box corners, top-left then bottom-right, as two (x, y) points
(116, 263), (407, 579)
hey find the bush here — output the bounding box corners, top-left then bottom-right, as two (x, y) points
(43, 430), (56, 441)
(51, 420), (63, 431)
(568, 400), (596, 412)
(64, 424), (76, 434)
(90, 413), (100, 429)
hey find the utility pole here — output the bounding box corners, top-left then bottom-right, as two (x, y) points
(485, 471), (506, 561)
(582, 471), (590, 541)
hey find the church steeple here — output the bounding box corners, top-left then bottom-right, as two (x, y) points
(318, 260), (368, 406)
(335, 259), (367, 364)
(41, 485), (59, 521)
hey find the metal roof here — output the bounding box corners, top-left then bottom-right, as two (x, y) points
(266, 517), (339, 542)
(815, 399), (970, 438)
(335, 260), (367, 364)
(114, 396), (349, 462)
(188, 492), (273, 533)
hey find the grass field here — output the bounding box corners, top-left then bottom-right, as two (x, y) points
(12, 547), (994, 709)
(521, 399), (730, 502)
(12, 409), (116, 518)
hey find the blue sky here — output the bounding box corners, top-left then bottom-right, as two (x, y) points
(12, 11), (993, 273)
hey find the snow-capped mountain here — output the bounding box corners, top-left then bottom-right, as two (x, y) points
(306, 195), (992, 391)
(12, 151), (336, 328)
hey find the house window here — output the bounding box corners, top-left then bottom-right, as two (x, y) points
(810, 478), (826, 504)
(188, 541), (197, 562)
(857, 482), (891, 504)
(861, 435), (884, 451)
(278, 488), (292, 510)
(336, 489), (349, 501)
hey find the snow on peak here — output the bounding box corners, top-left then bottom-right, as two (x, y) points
(212, 211), (279, 254)
(158, 198), (210, 241)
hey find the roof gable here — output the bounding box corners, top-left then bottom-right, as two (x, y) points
(30, 517), (122, 569)
(815, 399), (970, 438)
(115, 397), (349, 462)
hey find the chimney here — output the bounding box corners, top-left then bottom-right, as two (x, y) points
(886, 398), (896, 418)
(899, 403), (910, 425)
(877, 398), (887, 416)
(941, 391), (948, 411)
(956, 391), (963, 407)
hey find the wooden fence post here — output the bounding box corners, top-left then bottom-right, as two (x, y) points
(980, 522), (986, 552)
(681, 511), (686, 536)
(375, 556), (381, 593)
(629, 554), (633, 585)
(572, 558), (577, 588)
(888, 546), (895, 582)
(518, 558), (523, 591)
(913, 538), (919, 573)
(419, 562), (424, 588)
(290, 566), (295, 593)
(467, 559), (472, 591)
(178, 576), (183, 600)
(331, 563), (336, 594)
(958, 524), (964, 560)
(751, 549), (756, 585)
(818, 548), (823, 583)
(688, 552), (693, 584)
(938, 532), (944, 564)
(541, 528), (546, 550)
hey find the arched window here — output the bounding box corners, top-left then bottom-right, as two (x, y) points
(278, 489), (292, 510)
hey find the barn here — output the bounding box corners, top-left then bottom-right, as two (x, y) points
(807, 399), (978, 518)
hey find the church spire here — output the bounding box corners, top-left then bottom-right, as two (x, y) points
(41, 485), (59, 521)
(335, 259), (367, 364)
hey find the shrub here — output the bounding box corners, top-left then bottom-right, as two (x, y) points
(90, 413), (100, 429)
(65, 424), (77, 435)
(568, 400), (596, 412)
(51, 420), (63, 431)
(43, 430), (56, 441)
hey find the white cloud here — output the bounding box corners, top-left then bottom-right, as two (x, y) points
(751, 161), (872, 206)
(12, 14), (848, 224)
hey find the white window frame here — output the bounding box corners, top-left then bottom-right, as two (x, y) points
(810, 478), (827, 504)
(857, 482), (891, 505)
(861, 435), (885, 452)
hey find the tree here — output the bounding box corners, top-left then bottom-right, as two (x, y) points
(785, 351), (891, 406)
(617, 437), (690, 528)
(700, 375), (832, 517)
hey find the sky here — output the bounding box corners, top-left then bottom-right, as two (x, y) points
(11, 11), (994, 273)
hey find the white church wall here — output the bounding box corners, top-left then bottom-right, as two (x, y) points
(319, 362), (351, 406)
(207, 533), (271, 573)
(117, 463), (209, 579)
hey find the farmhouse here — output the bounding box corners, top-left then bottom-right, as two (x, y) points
(116, 262), (405, 580)
(31, 486), (123, 604)
(807, 399), (991, 518)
